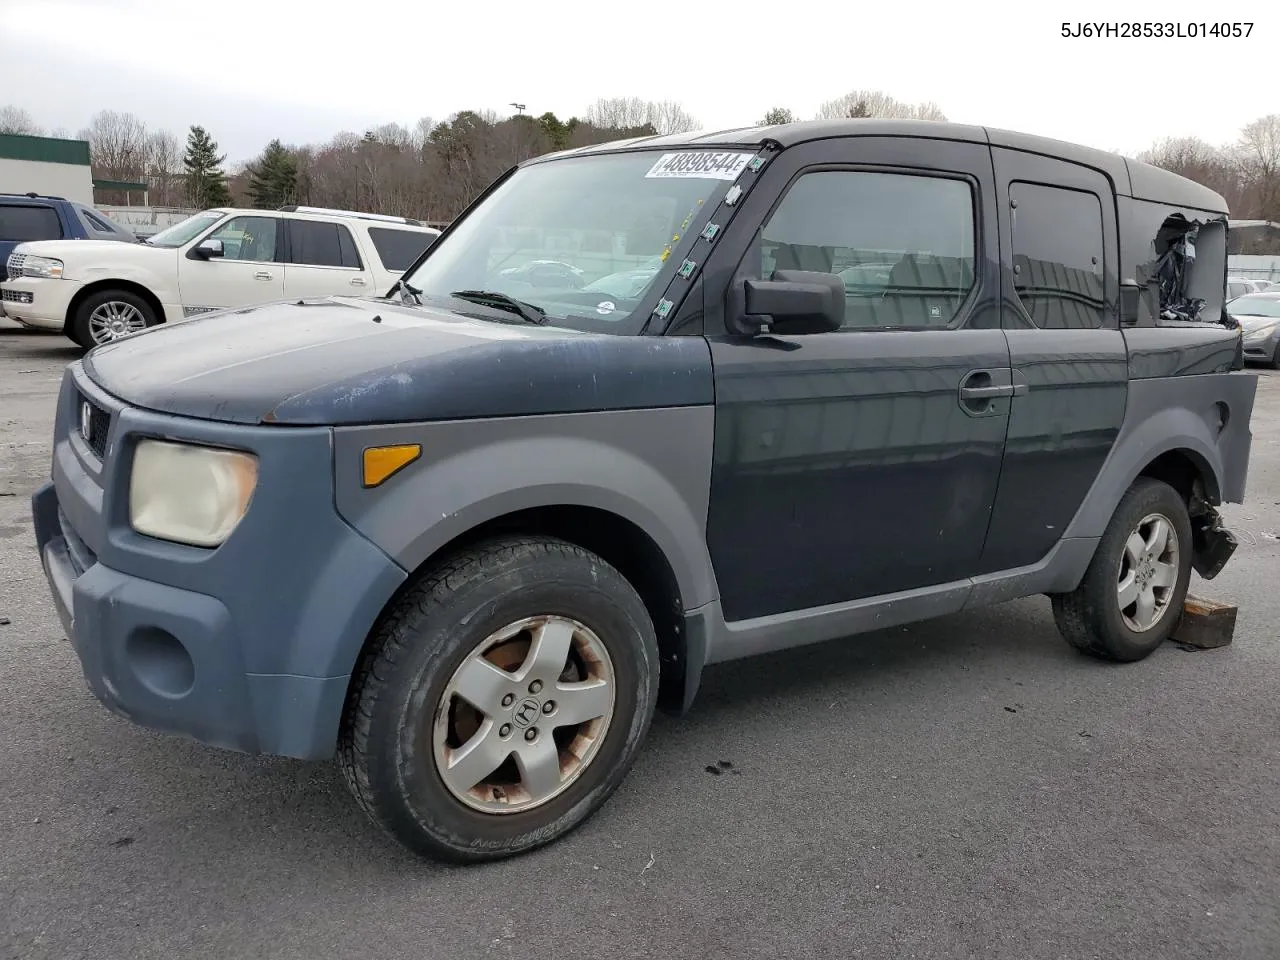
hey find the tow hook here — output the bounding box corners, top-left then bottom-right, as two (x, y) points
(1189, 494), (1237, 581)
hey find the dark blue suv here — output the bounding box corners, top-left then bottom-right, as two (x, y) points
(0, 192), (137, 265)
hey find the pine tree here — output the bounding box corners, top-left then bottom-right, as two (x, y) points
(182, 125), (231, 208)
(848, 100), (870, 118)
(246, 139), (298, 209)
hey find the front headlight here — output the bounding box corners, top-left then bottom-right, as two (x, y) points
(12, 254), (65, 279)
(129, 439), (258, 547)
(1243, 321), (1278, 342)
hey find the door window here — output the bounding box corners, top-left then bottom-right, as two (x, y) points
(290, 219), (362, 268)
(755, 170), (977, 329)
(206, 216), (279, 262)
(0, 204), (63, 241)
(1009, 181), (1107, 329)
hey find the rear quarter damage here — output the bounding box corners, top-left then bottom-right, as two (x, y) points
(1062, 324), (1256, 583)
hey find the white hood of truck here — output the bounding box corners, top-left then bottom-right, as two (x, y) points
(12, 239), (178, 281)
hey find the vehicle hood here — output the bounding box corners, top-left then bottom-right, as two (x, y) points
(11, 238), (169, 274)
(82, 296), (713, 426)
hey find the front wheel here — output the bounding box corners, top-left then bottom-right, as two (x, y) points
(338, 535), (660, 863)
(69, 289), (158, 348)
(1051, 477), (1193, 662)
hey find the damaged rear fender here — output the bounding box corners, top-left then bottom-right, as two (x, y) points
(1062, 374), (1256, 567)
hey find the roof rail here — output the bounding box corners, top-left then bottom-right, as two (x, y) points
(1, 191), (67, 201)
(275, 204), (433, 228)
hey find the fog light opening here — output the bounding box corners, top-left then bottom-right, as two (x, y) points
(125, 627), (196, 699)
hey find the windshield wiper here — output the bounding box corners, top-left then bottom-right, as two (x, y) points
(449, 290), (549, 325)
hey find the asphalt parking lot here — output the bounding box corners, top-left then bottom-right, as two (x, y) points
(1, 320), (1278, 960)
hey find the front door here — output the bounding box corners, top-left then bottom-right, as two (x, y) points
(701, 137), (1012, 623)
(178, 214), (285, 313)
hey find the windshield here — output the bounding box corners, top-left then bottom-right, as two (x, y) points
(146, 210), (226, 248)
(1228, 295), (1280, 319)
(400, 149), (757, 333)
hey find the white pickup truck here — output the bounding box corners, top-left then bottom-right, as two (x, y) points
(1, 204), (441, 347)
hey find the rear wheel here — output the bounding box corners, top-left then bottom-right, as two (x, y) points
(69, 289), (158, 348)
(1051, 478), (1193, 662)
(338, 535), (660, 863)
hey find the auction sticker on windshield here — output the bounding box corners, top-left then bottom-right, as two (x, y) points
(645, 151), (754, 180)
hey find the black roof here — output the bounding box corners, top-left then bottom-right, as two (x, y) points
(533, 118), (1227, 214)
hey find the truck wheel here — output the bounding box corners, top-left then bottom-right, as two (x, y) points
(69, 289), (158, 348)
(1051, 477), (1193, 662)
(338, 535), (660, 863)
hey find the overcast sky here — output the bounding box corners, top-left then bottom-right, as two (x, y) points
(3, 0), (1275, 166)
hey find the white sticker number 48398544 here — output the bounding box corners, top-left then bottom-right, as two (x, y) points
(645, 151), (754, 180)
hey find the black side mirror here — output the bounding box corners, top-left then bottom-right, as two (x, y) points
(727, 269), (845, 336)
(191, 238), (224, 260)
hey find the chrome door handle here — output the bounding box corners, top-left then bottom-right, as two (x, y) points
(254, 271), (273, 281)
(350, 277), (366, 286)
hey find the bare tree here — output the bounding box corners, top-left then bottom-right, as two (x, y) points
(146, 130), (184, 206)
(79, 110), (151, 181)
(584, 97), (699, 134)
(585, 97), (653, 130)
(1138, 135), (1220, 171)
(1233, 115), (1280, 222)
(814, 90), (947, 122)
(0, 105), (42, 136)
(648, 100), (700, 135)
(412, 116), (435, 151)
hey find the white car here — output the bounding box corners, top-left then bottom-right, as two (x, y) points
(0, 205), (441, 347)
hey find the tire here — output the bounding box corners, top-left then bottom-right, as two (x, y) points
(1269, 342), (1280, 371)
(69, 289), (158, 348)
(1051, 477), (1193, 662)
(338, 535), (660, 863)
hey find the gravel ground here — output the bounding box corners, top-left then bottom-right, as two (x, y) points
(1, 320), (1278, 960)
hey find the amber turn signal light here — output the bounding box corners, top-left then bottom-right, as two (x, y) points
(362, 444), (421, 487)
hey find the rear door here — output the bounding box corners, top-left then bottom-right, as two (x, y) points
(0, 201), (66, 264)
(281, 218), (373, 299)
(974, 148), (1127, 574)
(700, 136), (1013, 622)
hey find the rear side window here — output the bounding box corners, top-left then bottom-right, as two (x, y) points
(368, 226), (437, 272)
(1009, 181), (1108, 329)
(74, 205), (132, 240)
(290, 219), (362, 268)
(0, 204), (64, 242)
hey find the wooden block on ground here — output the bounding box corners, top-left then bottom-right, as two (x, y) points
(1170, 594), (1238, 649)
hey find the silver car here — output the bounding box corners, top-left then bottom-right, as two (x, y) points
(1228, 290), (1280, 368)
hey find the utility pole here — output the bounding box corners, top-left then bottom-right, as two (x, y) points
(510, 102), (526, 164)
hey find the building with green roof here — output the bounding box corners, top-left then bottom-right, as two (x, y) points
(0, 132), (95, 204)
